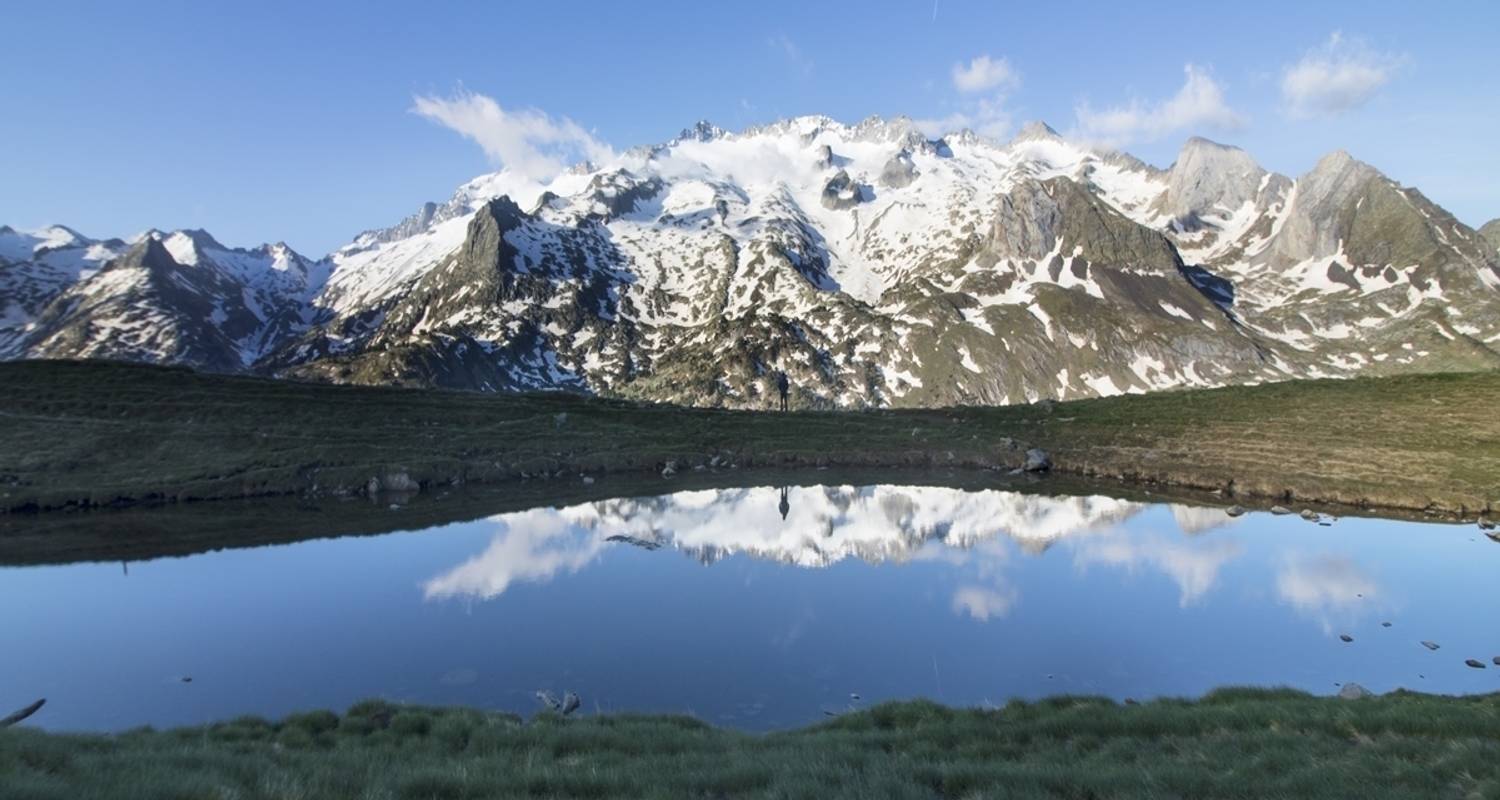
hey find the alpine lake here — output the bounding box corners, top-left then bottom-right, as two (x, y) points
(3, 468), (1497, 733)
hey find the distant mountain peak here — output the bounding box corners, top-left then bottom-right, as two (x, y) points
(1479, 218), (1500, 250)
(677, 120), (725, 143)
(1180, 135), (1242, 153)
(128, 235), (181, 271)
(1009, 121), (1062, 144)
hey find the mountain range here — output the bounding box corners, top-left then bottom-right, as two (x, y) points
(4, 116), (1498, 407)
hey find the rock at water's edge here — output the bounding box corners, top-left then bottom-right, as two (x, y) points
(1023, 448), (1052, 472)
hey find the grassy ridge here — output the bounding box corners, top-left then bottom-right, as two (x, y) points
(1, 359), (1497, 515)
(4, 691), (1499, 799)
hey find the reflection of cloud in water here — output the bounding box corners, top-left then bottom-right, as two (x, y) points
(1070, 533), (1244, 606)
(1169, 504), (1240, 536)
(952, 584), (1018, 621)
(1275, 554), (1380, 632)
(423, 486), (1145, 602)
(422, 510), (606, 600)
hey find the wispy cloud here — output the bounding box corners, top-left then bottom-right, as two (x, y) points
(1281, 31), (1403, 118)
(951, 55), (1018, 94)
(411, 90), (613, 181)
(767, 34), (813, 75)
(1073, 64), (1246, 147)
(916, 54), (1021, 139)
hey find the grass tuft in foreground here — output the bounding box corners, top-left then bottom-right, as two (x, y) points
(3, 690), (1499, 799)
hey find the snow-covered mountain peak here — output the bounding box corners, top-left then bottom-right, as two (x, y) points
(675, 119), (727, 143)
(6, 112), (1497, 403)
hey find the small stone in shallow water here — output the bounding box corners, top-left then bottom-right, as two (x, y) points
(1270, 505), (1292, 515)
(1300, 509), (1319, 521)
(1465, 659), (1487, 669)
(1421, 641), (1441, 651)
(1339, 634), (1354, 643)
(1382, 622), (1392, 627)
(1493, 656), (1500, 666)
(1225, 505), (1246, 517)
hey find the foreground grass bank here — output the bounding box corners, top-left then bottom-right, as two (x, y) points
(4, 690), (1499, 799)
(1, 360), (1497, 515)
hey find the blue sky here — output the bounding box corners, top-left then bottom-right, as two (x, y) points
(3, 0), (1496, 256)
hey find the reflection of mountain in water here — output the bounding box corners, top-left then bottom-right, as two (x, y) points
(423, 486), (1151, 601)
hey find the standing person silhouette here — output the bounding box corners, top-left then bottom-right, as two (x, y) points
(778, 486), (790, 520)
(776, 370), (790, 411)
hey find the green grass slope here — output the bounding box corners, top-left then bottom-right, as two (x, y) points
(1, 360), (1496, 515)
(4, 691), (1498, 799)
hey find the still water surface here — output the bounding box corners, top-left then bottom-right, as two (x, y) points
(3, 483), (1497, 731)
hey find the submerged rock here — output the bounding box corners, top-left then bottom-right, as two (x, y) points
(1339, 634), (1354, 643)
(1299, 509), (1319, 521)
(367, 470), (418, 494)
(1270, 505), (1292, 515)
(1465, 659), (1487, 669)
(1225, 505), (1246, 517)
(1421, 641), (1441, 651)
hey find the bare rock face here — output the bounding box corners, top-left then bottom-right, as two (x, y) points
(1164, 137), (1286, 226)
(988, 178), (1182, 273)
(1270, 150), (1382, 265)
(820, 170), (867, 210)
(815, 144), (835, 169)
(880, 150), (918, 188)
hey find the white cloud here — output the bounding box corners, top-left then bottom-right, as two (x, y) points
(1074, 64), (1246, 147)
(951, 55), (1018, 94)
(1281, 32), (1402, 118)
(411, 90), (614, 182)
(917, 55), (1021, 139)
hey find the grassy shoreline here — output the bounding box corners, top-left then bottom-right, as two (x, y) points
(5, 690), (1499, 798)
(1, 359), (1497, 517)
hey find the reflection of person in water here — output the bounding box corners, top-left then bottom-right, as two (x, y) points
(776, 371), (790, 411)
(778, 486), (790, 521)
